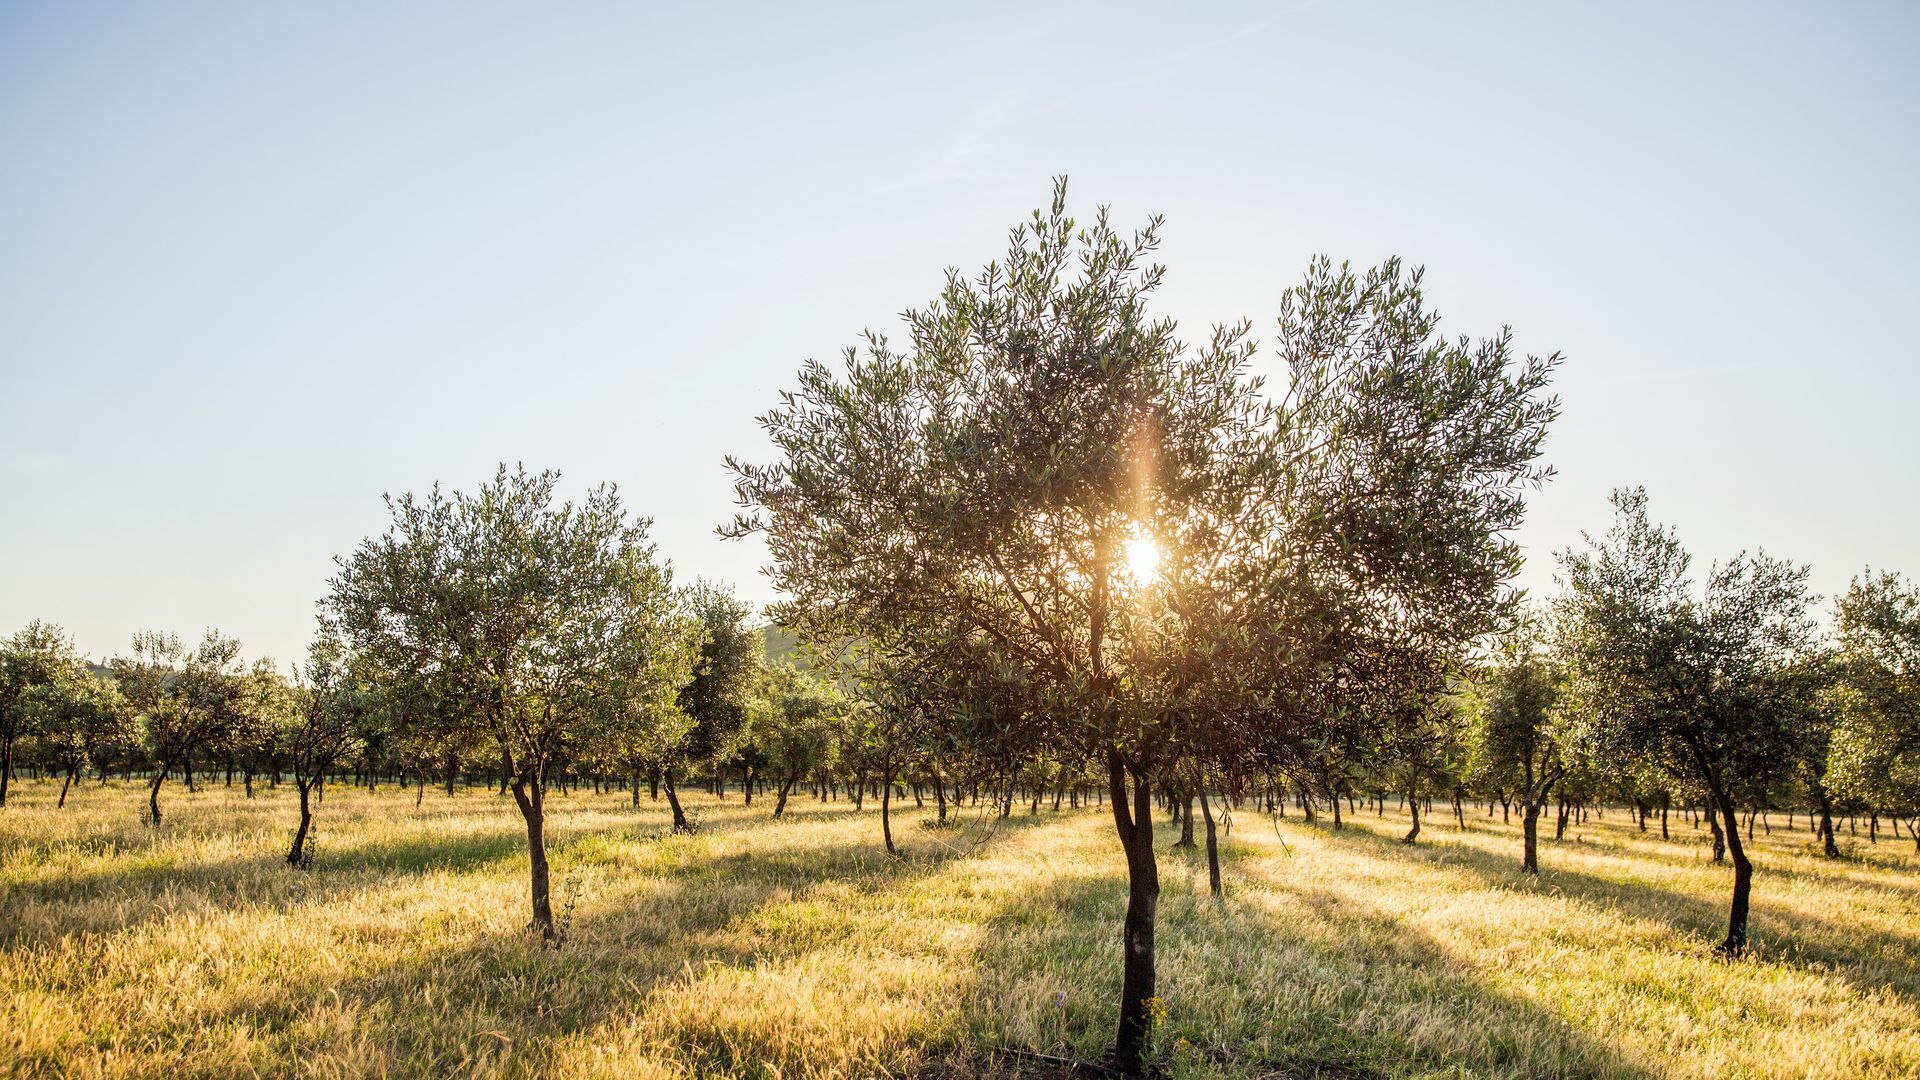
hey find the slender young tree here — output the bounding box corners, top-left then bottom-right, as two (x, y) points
(666, 581), (762, 827)
(284, 633), (370, 867)
(1556, 488), (1816, 955)
(0, 621), (84, 807)
(754, 662), (841, 819)
(1825, 570), (1920, 850)
(111, 630), (245, 824)
(25, 662), (129, 808)
(1468, 619), (1567, 872)
(327, 464), (697, 941)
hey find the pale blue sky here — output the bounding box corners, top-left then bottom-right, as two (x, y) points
(2, 2), (1916, 666)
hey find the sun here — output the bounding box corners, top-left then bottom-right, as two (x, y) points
(1123, 527), (1161, 586)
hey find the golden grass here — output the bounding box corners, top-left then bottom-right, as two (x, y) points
(1, 779), (1914, 1079)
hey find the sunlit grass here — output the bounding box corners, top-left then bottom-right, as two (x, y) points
(1, 779), (1914, 1078)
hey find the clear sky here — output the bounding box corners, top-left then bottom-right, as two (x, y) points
(2, 2), (1916, 666)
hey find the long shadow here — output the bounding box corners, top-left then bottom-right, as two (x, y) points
(1324, 818), (1920, 1009)
(173, 808), (1054, 1078)
(962, 818), (1659, 1079)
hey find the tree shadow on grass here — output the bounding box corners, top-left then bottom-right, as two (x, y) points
(1327, 819), (1920, 1011)
(962, 818), (1660, 1080)
(169, 809), (1053, 1077)
(0, 822), (546, 948)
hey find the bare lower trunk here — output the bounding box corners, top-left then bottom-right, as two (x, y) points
(663, 767), (692, 833)
(509, 776), (555, 942)
(1712, 790), (1752, 956)
(147, 770), (166, 825)
(1199, 784), (1221, 898)
(57, 765), (77, 808)
(1522, 801), (1541, 873)
(774, 772), (795, 819)
(1109, 754), (1158, 1076)
(288, 781), (314, 867)
(0, 734), (12, 807)
(1815, 785), (1840, 858)
(1402, 774), (1421, 844)
(881, 771), (897, 856)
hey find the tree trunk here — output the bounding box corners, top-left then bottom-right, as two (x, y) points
(1199, 784), (1222, 898)
(742, 765), (754, 807)
(509, 774), (555, 942)
(0, 733), (13, 807)
(1713, 791), (1753, 956)
(663, 767), (693, 833)
(1522, 800), (1541, 873)
(1814, 785), (1840, 858)
(1402, 774), (1421, 844)
(1108, 754), (1158, 1076)
(774, 772), (795, 819)
(881, 769), (897, 856)
(147, 769), (166, 825)
(934, 770), (948, 823)
(1709, 810), (1726, 862)
(288, 781), (315, 867)
(57, 765), (77, 808)
(1175, 790), (1196, 848)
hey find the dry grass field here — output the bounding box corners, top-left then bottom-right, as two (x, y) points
(1, 779), (1915, 1079)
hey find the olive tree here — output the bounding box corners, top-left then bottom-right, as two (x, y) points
(1555, 487), (1816, 955)
(111, 629), (246, 824)
(327, 464), (697, 941)
(755, 663), (841, 819)
(1825, 570), (1920, 850)
(1467, 620), (1567, 872)
(0, 620), (84, 807)
(728, 184), (1559, 1072)
(24, 660), (129, 807)
(664, 581), (762, 829)
(284, 633), (371, 867)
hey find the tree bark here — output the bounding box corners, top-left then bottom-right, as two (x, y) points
(663, 767), (692, 833)
(288, 781), (314, 867)
(1522, 801), (1541, 873)
(881, 769), (897, 856)
(1712, 790), (1753, 956)
(147, 769), (166, 825)
(1814, 784), (1840, 858)
(509, 773), (555, 942)
(774, 772), (795, 819)
(57, 765), (77, 808)
(1109, 754), (1158, 1076)
(1402, 773), (1421, 844)
(1199, 784), (1222, 898)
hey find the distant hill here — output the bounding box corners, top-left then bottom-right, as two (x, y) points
(761, 624), (800, 666)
